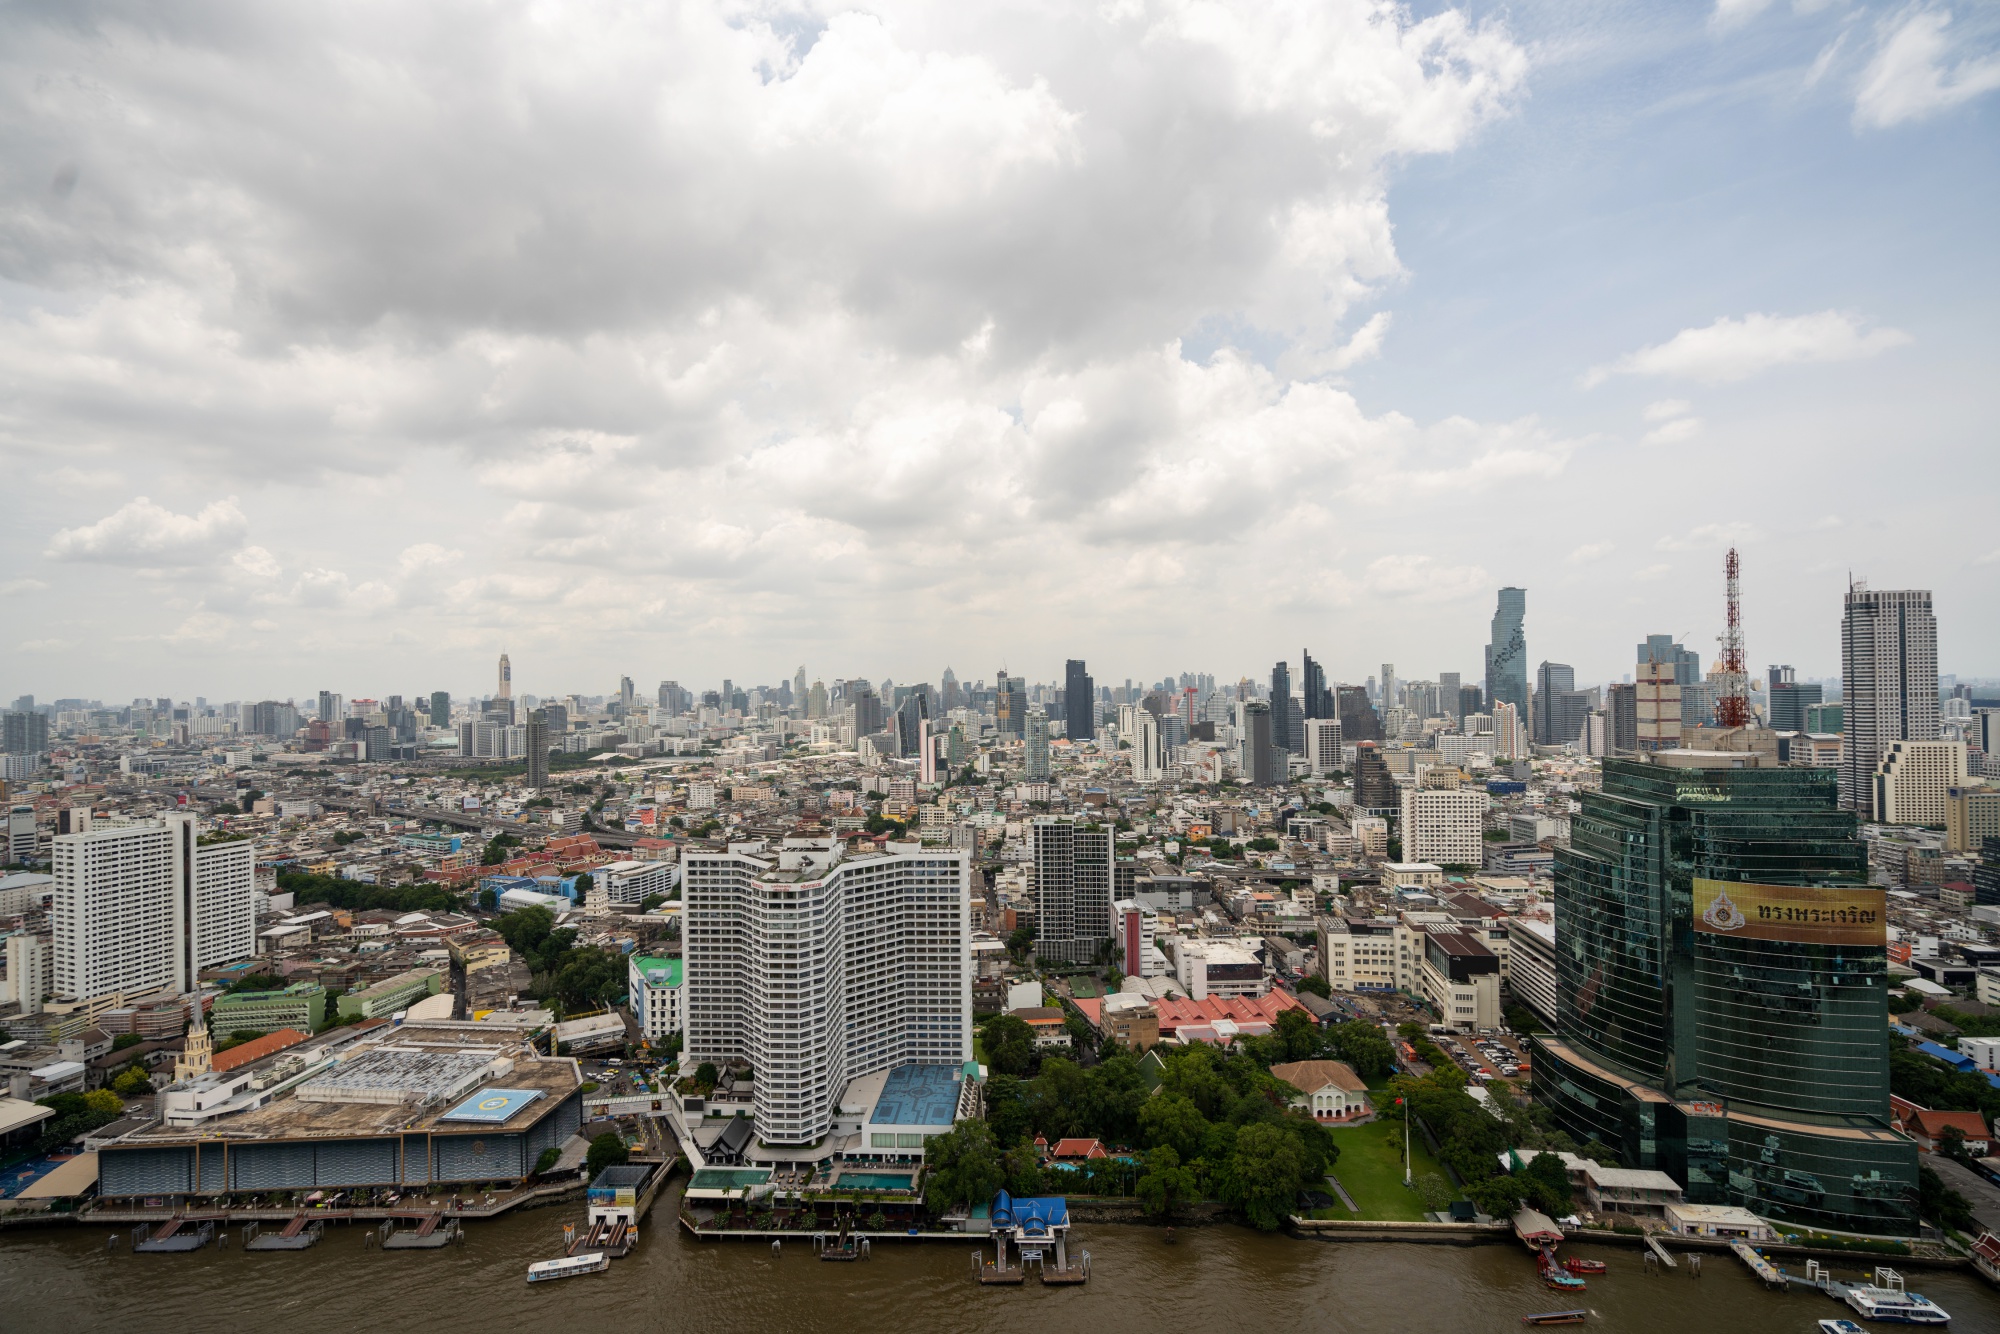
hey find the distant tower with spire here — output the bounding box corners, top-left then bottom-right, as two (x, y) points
(497, 652), (513, 700)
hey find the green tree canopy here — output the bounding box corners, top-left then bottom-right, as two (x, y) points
(923, 1120), (1006, 1211)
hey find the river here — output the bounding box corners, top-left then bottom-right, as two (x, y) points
(7, 1191), (1999, 1334)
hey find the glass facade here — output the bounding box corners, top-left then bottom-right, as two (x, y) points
(1535, 758), (1917, 1235)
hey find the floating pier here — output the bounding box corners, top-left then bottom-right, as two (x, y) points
(1728, 1239), (1787, 1289)
(243, 1215), (326, 1251)
(379, 1213), (463, 1249)
(132, 1218), (216, 1252)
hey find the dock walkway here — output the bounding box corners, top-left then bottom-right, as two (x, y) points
(1730, 1239), (1787, 1289)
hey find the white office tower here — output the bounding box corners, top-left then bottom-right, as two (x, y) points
(1032, 817), (1113, 965)
(681, 839), (969, 1147)
(1305, 717), (1343, 777)
(1841, 584), (1939, 814)
(51, 815), (256, 1005)
(1873, 741), (1967, 828)
(1399, 781), (1488, 867)
(1132, 711), (1164, 783)
(7, 804), (35, 862)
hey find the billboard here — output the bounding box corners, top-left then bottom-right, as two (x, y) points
(1692, 877), (1886, 947)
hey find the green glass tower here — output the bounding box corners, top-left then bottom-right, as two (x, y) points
(1533, 754), (1917, 1235)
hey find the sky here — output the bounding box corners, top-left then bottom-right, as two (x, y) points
(1, 0), (1995, 703)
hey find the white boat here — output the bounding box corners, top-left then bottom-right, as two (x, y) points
(1844, 1286), (1950, 1325)
(1820, 1320), (1868, 1334)
(527, 1252), (608, 1283)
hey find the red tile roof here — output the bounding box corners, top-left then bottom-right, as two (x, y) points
(1152, 990), (1304, 1035)
(211, 1028), (309, 1074)
(1050, 1138), (1108, 1160)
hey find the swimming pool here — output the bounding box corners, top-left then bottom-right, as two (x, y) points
(835, 1172), (915, 1191)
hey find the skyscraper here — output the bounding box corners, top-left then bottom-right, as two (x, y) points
(429, 691), (451, 728)
(1304, 717), (1343, 777)
(1025, 710), (1051, 780)
(1767, 665), (1823, 733)
(1636, 634), (1701, 685)
(1379, 663), (1398, 712)
(1, 710), (49, 755)
(497, 653), (512, 700)
(1131, 711), (1164, 783)
(1336, 685), (1381, 743)
(619, 675), (635, 710)
(1485, 587), (1528, 717)
(1607, 683), (1638, 755)
(1303, 650), (1333, 720)
(1033, 817), (1114, 964)
(1439, 671), (1461, 722)
(526, 709), (550, 790)
(1065, 659), (1096, 742)
(1270, 661), (1293, 754)
(1241, 700), (1275, 785)
(996, 671), (1028, 740)
(1841, 585), (1939, 815)
(1351, 742), (1396, 810)
(794, 666), (809, 712)
(681, 839), (970, 1145)
(1534, 661), (1589, 747)
(1532, 754), (1913, 1235)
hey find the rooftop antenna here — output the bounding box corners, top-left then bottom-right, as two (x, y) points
(1716, 548), (1748, 728)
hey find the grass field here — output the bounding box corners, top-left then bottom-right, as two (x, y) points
(1320, 1114), (1454, 1221)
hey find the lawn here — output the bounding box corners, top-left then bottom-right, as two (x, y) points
(1321, 1114), (1455, 1222)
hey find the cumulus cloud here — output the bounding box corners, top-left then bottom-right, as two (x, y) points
(1565, 542), (1615, 565)
(1, 579), (51, 595)
(44, 497), (250, 566)
(1855, 7), (2000, 129)
(1584, 312), (1910, 386)
(0, 0), (1548, 682)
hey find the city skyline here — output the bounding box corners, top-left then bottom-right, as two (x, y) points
(1, 2), (1995, 694)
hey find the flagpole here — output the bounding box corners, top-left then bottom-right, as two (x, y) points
(1403, 1097), (1411, 1187)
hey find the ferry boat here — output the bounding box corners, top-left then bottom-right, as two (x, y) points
(1522, 1311), (1589, 1326)
(527, 1252), (609, 1283)
(1562, 1257), (1607, 1275)
(1817, 1321), (1867, 1334)
(1843, 1286), (1950, 1325)
(1536, 1253), (1587, 1293)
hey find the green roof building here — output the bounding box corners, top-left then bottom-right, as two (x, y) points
(210, 981), (328, 1035)
(1532, 753), (1917, 1236)
(337, 968), (443, 1020)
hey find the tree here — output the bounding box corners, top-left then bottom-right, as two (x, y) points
(573, 873), (594, 900)
(982, 1014), (1038, 1078)
(585, 1132), (629, 1179)
(639, 893), (666, 912)
(694, 1062), (720, 1090)
(1296, 974), (1332, 999)
(1138, 1092), (1211, 1163)
(1000, 1143), (1047, 1197)
(1330, 1021), (1395, 1080)
(1135, 1144), (1197, 1218)
(1521, 1150), (1574, 1215)
(982, 1074), (1034, 1147)
(1005, 926), (1036, 961)
(111, 1064), (154, 1098)
(1274, 1008), (1319, 1063)
(923, 1120), (1005, 1211)
(111, 1033), (146, 1051)
(1939, 1124), (1970, 1163)
(1222, 1121), (1307, 1230)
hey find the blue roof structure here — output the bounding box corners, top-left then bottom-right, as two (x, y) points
(439, 1087), (544, 1124)
(869, 1063), (960, 1127)
(991, 1191), (1069, 1234)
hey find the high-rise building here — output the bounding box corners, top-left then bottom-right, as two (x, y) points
(850, 682), (887, 738)
(996, 671), (1028, 740)
(807, 679), (828, 720)
(1534, 661), (1588, 746)
(429, 690), (451, 728)
(1457, 684), (1484, 721)
(1270, 661), (1294, 754)
(3, 710), (50, 755)
(1033, 818), (1114, 965)
(1380, 663), (1398, 712)
(1131, 711), (1164, 783)
(1024, 711), (1051, 780)
(497, 653), (512, 700)
(7, 804), (36, 863)
(1607, 684), (1638, 755)
(896, 689), (932, 760)
(1304, 650), (1333, 720)
(1240, 700), (1275, 785)
(1400, 780), (1486, 867)
(619, 675), (635, 710)
(1485, 588), (1529, 717)
(1636, 653), (1683, 752)
(1532, 754), (1914, 1236)
(1352, 742), (1396, 811)
(1946, 786), (2000, 855)
(681, 839), (969, 1145)
(316, 691), (343, 724)
(526, 710), (550, 790)
(51, 816), (256, 1005)
(1841, 585), (1939, 815)
(1807, 701), (1844, 736)
(1636, 635), (1701, 685)
(1440, 672), (1472, 724)
(1873, 741), (1966, 828)
(1065, 659), (1095, 742)
(1304, 717), (1343, 777)
(1766, 666), (1823, 733)
(1336, 685), (1381, 743)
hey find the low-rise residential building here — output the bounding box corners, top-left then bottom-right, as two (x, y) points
(335, 967), (442, 1020)
(628, 954), (683, 1042)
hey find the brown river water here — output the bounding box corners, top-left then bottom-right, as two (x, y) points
(6, 1188), (1999, 1334)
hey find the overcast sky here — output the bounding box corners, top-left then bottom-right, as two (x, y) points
(2, 0), (1995, 703)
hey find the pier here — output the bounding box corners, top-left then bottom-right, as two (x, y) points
(131, 1217), (217, 1253)
(1729, 1239), (1787, 1289)
(1644, 1235), (1677, 1271)
(379, 1213), (463, 1249)
(243, 1214), (325, 1251)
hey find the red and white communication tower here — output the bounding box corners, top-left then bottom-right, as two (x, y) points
(1716, 547), (1748, 728)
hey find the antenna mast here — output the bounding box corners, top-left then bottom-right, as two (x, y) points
(1716, 548), (1748, 728)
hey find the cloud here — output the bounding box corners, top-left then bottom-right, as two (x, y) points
(1643, 399), (1693, 423)
(1656, 522), (1762, 551)
(1584, 312), (1910, 386)
(1633, 563), (1673, 581)
(44, 497), (251, 566)
(1565, 542), (1615, 565)
(0, 579), (50, 596)
(1711, 0), (1778, 31)
(1643, 417), (1704, 444)
(1855, 7), (2000, 129)
(1975, 549), (2000, 567)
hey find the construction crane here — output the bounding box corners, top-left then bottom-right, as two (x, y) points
(1716, 548), (1748, 729)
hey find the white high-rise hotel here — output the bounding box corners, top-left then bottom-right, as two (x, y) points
(51, 814), (257, 1005)
(681, 839), (970, 1146)
(1840, 584), (1939, 818)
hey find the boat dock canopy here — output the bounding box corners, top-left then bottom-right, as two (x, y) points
(1512, 1207), (1564, 1246)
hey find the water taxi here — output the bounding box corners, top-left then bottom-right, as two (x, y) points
(527, 1252), (608, 1283)
(1522, 1311), (1588, 1326)
(1843, 1287), (1950, 1324)
(1562, 1257), (1607, 1275)
(1817, 1321), (1867, 1334)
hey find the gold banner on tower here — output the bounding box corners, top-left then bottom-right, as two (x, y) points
(1692, 878), (1886, 946)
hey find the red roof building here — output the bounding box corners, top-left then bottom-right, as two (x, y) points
(211, 1028), (309, 1074)
(1152, 989), (1305, 1039)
